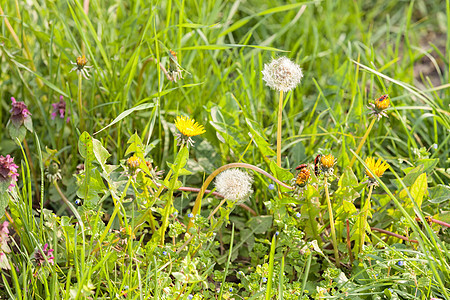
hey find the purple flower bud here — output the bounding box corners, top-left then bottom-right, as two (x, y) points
(10, 97), (31, 128)
(0, 155), (19, 190)
(268, 183), (275, 190)
(51, 96), (69, 123)
(35, 243), (55, 266)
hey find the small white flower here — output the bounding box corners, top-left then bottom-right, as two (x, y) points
(262, 56), (303, 92)
(215, 169), (253, 203)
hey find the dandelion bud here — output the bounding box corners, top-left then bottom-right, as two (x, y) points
(215, 169), (253, 203)
(262, 57), (303, 92)
(127, 155), (141, 175)
(368, 95), (390, 120)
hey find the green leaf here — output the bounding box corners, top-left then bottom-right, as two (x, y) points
(23, 117), (33, 133)
(218, 215), (273, 264)
(428, 185), (450, 204)
(78, 132), (94, 162)
(269, 161), (293, 193)
(410, 173), (427, 208)
(339, 167), (358, 187)
(94, 103), (155, 135)
(245, 118), (276, 157)
(0, 182), (10, 218)
(8, 124), (26, 142)
(92, 139), (115, 175)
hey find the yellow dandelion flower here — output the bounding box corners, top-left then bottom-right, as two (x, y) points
(365, 157), (389, 178)
(174, 116), (206, 146)
(175, 116), (205, 137)
(127, 155), (140, 169)
(321, 154), (335, 169)
(368, 95), (390, 120)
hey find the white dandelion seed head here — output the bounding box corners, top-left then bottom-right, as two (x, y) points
(262, 56), (303, 92)
(215, 169), (253, 203)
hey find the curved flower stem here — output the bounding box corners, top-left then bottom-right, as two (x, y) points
(152, 182), (258, 216)
(371, 227), (418, 244)
(359, 185), (374, 254)
(277, 90), (284, 167)
(324, 177), (339, 266)
(348, 118), (376, 168)
(77, 72), (84, 131)
(187, 162), (293, 231)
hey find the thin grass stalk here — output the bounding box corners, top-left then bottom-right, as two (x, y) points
(359, 185), (374, 254)
(298, 251), (312, 299)
(348, 118), (376, 168)
(277, 90), (284, 167)
(265, 234), (277, 300)
(218, 223), (234, 300)
(278, 254), (285, 300)
(324, 177), (340, 265)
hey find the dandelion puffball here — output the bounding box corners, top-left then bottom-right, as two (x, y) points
(262, 56), (303, 92)
(215, 169), (253, 203)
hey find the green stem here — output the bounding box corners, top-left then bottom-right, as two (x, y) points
(348, 118), (376, 168)
(277, 90), (284, 167)
(77, 72), (83, 131)
(359, 185), (374, 254)
(97, 177), (132, 247)
(324, 177), (340, 265)
(187, 162), (293, 231)
(160, 145), (185, 245)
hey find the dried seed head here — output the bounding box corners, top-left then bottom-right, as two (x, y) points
(262, 56), (303, 92)
(215, 169), (253, 203)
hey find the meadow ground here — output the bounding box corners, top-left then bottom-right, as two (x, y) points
(0, 0), (449, 299)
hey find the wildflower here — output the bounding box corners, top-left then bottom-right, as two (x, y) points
(0, 155), (19, 190)
(262, 56), (303, 92)
(162, 251), (167, 256)
(187, 295), (193, 300)
(188, 213), (194, 218)
(168, 50), (184, 83)
(368, 94), (390, 120)
(70, 55), (93, 79)
(0, 222), (11, 254)
(275, 231), (279, 236)
(51, 96), (70, 123)
(75, 199), (82, 206)
(34, 243), (55, 266)
(229, 287), (233, 292)
(320, 154), (335, 177)
(127, 155), (141, 174)
(45, 161), (62, 182)
(262, 277), (267, 283)
(268, 183), (275, 190)
(174, 115), (206, 147)
(296, 212), (301, 218)
(365, 157), (389, 186)
(397, 260), (405, 267)
(10, 97), (31, 128)
(215, 169), (253, 203)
